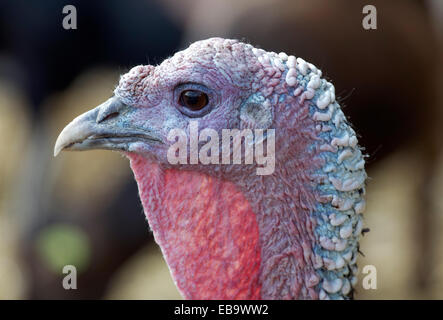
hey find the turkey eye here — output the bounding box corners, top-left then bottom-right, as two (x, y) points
(179, 90), (208, 111)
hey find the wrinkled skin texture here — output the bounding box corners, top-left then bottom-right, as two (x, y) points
(114, 39), (322, 299)
(56, 38), (366, 299)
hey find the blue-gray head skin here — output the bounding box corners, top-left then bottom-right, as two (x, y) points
(54, 38), (367, 299)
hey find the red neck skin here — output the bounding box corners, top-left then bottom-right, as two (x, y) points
(128, 154), (262, 299)
(127, 97), (322, 300)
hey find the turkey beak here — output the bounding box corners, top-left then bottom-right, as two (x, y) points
(54, 96), (162, 156)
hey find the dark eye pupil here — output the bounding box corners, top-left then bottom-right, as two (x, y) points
(180, 90), (208, 111)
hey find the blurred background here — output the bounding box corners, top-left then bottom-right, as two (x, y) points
(0, 0), (442, 299)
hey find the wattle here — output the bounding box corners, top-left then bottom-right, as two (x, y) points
(128, 153), (262, 299)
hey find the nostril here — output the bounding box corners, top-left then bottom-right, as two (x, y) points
(99, 112), (119, 123)
(96, 97), (127, 123)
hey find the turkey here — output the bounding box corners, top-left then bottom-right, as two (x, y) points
(54, 38), (366, 300)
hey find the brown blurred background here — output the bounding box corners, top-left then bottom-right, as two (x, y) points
(0, 0), (442, 299)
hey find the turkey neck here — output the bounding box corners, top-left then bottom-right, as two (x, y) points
(230, 156), (322, 299)
(127, 133), (322, 300)
(128, 154), (262, 299)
